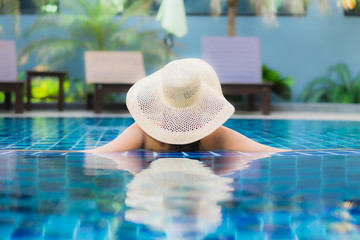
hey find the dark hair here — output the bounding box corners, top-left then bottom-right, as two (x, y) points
(169, 140), (200, 152)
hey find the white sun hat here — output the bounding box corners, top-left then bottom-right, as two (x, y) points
(126, 58), (235, 145)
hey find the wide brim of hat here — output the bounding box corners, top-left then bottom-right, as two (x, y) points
(126, 158), (233, 196)
(126, 69), (235, 145)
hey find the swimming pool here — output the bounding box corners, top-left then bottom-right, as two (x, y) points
(1, 117), (360, 239)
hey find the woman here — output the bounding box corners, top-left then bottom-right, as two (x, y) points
(85, 58), (287, 153)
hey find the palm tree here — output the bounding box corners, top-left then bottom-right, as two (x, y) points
(19, 0), (171, 69)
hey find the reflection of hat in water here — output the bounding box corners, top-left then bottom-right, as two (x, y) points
(126, 58), (235, 145)
(125, 158), (233, 238)
(126, 158), (233, 196)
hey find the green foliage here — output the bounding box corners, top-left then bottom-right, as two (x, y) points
(66, 78), (88, 101)
(18, 0), (178, 103)
(262, 64), (294, 101)
(298, 63), (360, 103)
(225, 65), (294, 103)
(0, 72), (25, 102)
(19, 0), (171, 69)
(30, 76), (70, 102)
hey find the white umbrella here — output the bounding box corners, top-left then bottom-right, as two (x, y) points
(156, 0), (188, 39)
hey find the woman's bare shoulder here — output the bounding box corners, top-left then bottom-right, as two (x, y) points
(200, 126), (228, 150)
(84, 123), (146, 153)
(131, 122), (144, 132)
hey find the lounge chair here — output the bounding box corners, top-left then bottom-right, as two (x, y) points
(202, 36), (273, 115)
(0, 41), (24, 113)
(84, 51), (146, 113)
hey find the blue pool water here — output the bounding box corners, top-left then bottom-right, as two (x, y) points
(1, 117), (360, 239)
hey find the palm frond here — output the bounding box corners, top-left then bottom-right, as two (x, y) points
(327, 85), (341, 103)
(20, 0), (174, 71)
(351, 72), (360, 91)
(298, 77), (336, 101)
(329, 63), (352, 93)
(122, 0), (153, 19)
(307, 88), (328, 102)
(107, 26), (140, 50)
(352, 73), (360, 102)
(22, 14), (76, 37)
(339, 89), (355, 103)
(19, 37), (89, 67)
(299, 62), (360, 103)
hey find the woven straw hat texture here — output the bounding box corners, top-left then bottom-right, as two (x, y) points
(126, 58), (235, 145)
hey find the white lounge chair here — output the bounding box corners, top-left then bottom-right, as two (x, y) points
(0, 41), (24, 113)
(84, 51), (146, 113)
(202, 36), (273, 115)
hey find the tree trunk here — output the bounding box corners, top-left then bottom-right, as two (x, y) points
(227, 0), (238, 36)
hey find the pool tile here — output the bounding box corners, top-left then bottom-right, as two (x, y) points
(43, 215), (79, 238)
(0, 118), (360, 239)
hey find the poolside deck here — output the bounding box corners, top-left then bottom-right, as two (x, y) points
(0, 109), (359, 121)
(0, 102), (359, 120)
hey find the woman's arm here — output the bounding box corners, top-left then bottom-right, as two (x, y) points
(203, 126), (288, 152)
(84, 123), (145, 153)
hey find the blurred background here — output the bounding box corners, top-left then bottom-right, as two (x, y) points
(0, 0), (359, 106)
